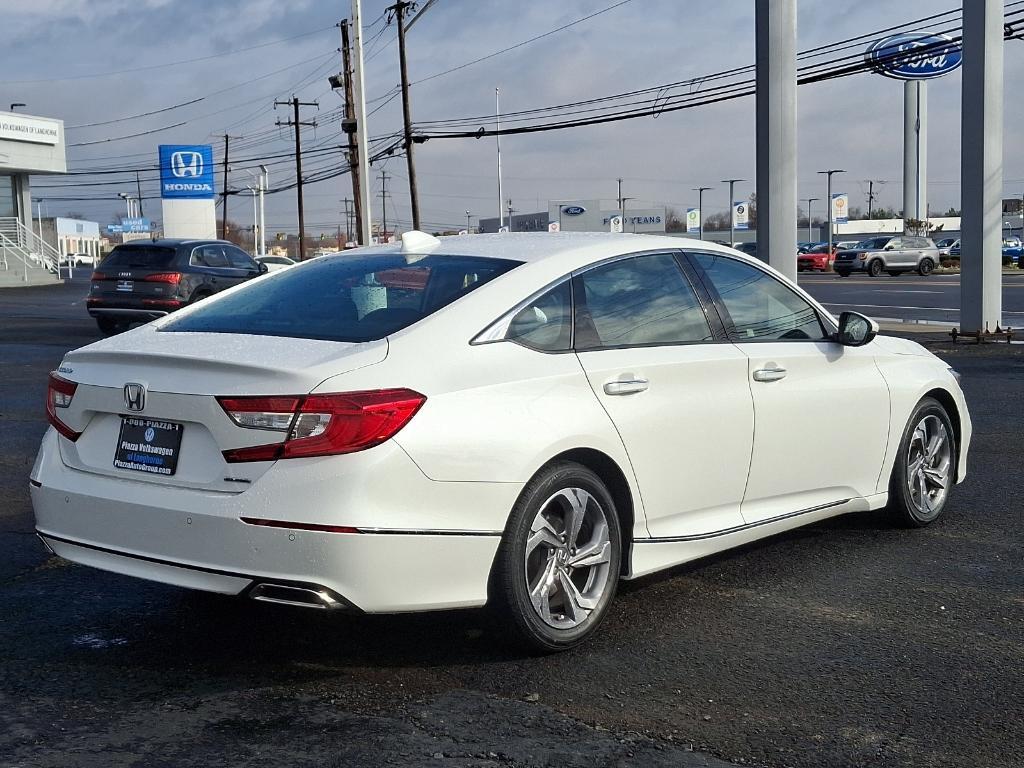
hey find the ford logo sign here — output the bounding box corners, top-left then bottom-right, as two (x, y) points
(562, 205), (586, 216)
(865, 32), (962, 80)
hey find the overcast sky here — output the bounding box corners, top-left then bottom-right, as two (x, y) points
(5, 0), (1023, 234)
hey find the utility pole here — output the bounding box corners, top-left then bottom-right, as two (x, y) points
(135, 171), (144, 218)
(351, 0), (373, 246)
(496, 87), (504, 229)
(388, 1), (421, 230)
(275, 97), (318, 260)
(337, 20), (364, 241)
(693, 186), (712, 240)
(507, 198), (514, 230)
(378, 169), (390, 241)
(804, 197), (819, 243)
(617, 177), (624, 223)
(220, 134), (230, 240)
(465, 210), (472, 232)
(721, 178), (745, 246)
(863, 179), (885, 219)
(341, 198), (353, 243)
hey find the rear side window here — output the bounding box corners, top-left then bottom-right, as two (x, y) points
(161, 253), (520, 342)
(192, 245), (229, 268)
(102, 245), (178, 269)
(504, 281), (572, 352)
(574, 253), (712, 350)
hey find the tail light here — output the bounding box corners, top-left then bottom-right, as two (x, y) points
(142, 272), (182, 284)
(46, 373), (81, 441)
(217, 389), (426, 462)
(90, 271), (112, 281)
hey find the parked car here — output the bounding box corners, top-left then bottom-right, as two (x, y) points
(935, 238), (960, 259)
(35, 232), (971, 652)
(86, 239), (268, 335)
(835, 240), (860, 251)
(797, 243), (837, 272)
(71, 252), (96, 268)
(256, 254), (297, 272)
(833, 236), (940, 277)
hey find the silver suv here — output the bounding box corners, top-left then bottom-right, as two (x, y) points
(833, 236), (940, 277)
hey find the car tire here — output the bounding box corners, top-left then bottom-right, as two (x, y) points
(490, 461), (622, 653)
(836, 271), (850, 278)
(868, 259), (883, 277)
(887, 271), (900, 277)
(887, 398), (957, 528)
(918, 258), (935, 276)
(189, 290), (213, 304)
(96, 317), (126, 336)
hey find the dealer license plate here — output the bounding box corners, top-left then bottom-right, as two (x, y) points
(113, 417), (184, 476)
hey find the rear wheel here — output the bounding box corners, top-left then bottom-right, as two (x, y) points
(868, 259), (883, 277)
(96, 317), (126, 336)
(189, 289), (213, 305)
(918, 258), (935, 276)
(888, 398), (956, 528)
(491, 461), (621, 653)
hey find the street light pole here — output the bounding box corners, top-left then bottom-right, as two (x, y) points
(721, 179), (745, 246)
(693, 186), (712, 240)
(818, 169), (846, 258)
(466, 210), (472, 233)
(804, 197), (819, 243)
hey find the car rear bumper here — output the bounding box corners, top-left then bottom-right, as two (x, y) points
(30, 429), (518, 612)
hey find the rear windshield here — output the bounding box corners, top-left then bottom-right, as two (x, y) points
(160, 252), (520, 342)
(102, 245), (178, 269)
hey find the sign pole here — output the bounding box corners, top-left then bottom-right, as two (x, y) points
(903, 80), (927, 226)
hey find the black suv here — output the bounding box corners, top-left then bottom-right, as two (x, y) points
(87, 239), (267, 335)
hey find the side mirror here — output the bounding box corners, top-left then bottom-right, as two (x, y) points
(257, 262), (269, 274)
(836, 311), (878, 347)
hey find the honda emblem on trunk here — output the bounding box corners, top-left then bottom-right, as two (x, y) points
(124, 383), (146, 412)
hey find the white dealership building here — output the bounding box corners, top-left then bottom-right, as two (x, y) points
(0, 110), (68, 286)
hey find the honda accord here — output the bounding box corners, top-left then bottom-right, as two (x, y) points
(32, 231), (971, 651)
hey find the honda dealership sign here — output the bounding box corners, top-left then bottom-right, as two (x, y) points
(158, 144), (215, 199)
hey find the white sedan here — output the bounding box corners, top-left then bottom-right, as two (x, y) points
(255, 254), (297, 272)
(32, 232), (970, 651)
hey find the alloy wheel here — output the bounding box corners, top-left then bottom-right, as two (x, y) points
(906, 414), (952, 520)
(524, 487), (612, 630)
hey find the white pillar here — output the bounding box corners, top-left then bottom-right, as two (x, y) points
(755, 0), (798, 281)
(903, 80), (927, 224)
(961, 0), (1003, 332)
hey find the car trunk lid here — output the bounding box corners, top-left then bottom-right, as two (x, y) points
(53, 329), (388, 491)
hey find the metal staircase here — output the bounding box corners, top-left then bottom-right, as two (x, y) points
(0, 216), (66, 286)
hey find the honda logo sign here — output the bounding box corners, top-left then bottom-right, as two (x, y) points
(123, 383), (146, 412)
(158, 144), (215, 199)
(170, 151), (204, 178)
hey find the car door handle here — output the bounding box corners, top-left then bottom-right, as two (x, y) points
(752, 366), (787, 382)
(603, 378), (649, 396)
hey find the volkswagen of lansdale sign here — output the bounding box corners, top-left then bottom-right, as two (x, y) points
(158, 144), (215, 199)
(865, 32), (963, 80)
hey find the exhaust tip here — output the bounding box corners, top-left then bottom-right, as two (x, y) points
(248, 582), (344, 610)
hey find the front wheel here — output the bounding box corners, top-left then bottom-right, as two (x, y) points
(888, 398), (956, 528)
(491, 461), (622, 653)
(918, 258), (935, 276)
(868, 259), (883, 277)
(836, 271), (850, 278)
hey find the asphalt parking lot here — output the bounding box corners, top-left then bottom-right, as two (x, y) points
(1, 277), (1022, 768)
(797, 270), (1024, 327)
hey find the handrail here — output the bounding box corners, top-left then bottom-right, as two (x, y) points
(0, 216), (68, 278)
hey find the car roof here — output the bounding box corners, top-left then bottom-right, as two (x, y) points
(116, 238), (230, 248)
(340, 232), (744, 273)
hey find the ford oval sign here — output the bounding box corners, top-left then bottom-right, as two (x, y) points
(562, 205), (586, 216)
(865, 33), (962, 80)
